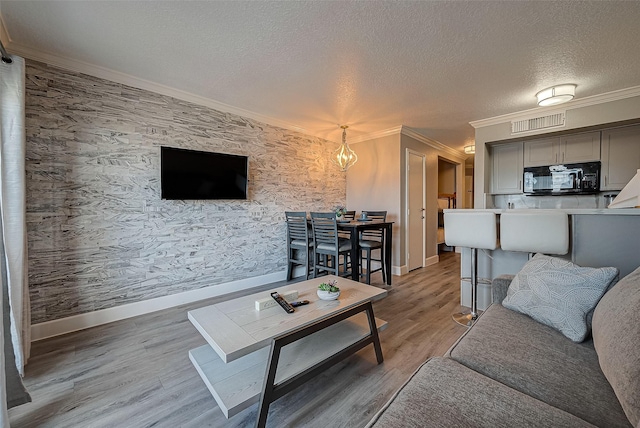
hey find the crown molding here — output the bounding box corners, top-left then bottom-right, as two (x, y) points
(348, 126), (403, 144)
(349, 125), (466, 158)
(470, 85), (640, 129)
(4, 40), (310, 135)
(400, 126), (467, 159)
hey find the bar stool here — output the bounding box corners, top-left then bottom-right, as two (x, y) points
(444, 211), (498, 327)
(499, 212), (569, 256)
(285, 211), (313, 280)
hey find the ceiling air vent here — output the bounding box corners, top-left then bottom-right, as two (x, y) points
(511, 112), (565, 134)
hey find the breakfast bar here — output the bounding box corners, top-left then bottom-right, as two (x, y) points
(446, 208), (640, 310)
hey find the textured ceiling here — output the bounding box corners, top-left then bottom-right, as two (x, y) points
(2, 1), (640, 151)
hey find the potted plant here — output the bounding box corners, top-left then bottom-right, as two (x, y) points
(335, 206), (346, 220)
(317, 280), (340, 300)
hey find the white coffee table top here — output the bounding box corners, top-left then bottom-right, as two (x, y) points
(188, 275), (387, 363)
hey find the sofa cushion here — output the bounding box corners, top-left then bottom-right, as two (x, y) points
(448, 304), (631, 428)
(502, 253), (618, 342)
(491, 274), (515, 304)
(366, 357), (594, 428)
(592, 266), (640, 427)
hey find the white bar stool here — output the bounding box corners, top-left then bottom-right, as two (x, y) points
(444, 211), (498, 327)
(499, 211), (569, 256)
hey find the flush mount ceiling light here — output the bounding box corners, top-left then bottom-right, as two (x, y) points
(536, 84), (577, 107)
(464, 145), (476, 154)
(332, 125), (358, 172)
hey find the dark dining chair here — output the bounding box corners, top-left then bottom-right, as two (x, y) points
(285, 211), (313, 280)
(310, 212), (352, 278)
(339, 210), (356, 269)
(343, 211), (356, 220)
(359, 211), (387, 285)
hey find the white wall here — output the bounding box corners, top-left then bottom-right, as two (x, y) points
(346, 133), (402, 269)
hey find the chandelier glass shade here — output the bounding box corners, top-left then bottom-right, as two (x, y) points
(332, 125), (358, 172)
(464, 145), (476, 154)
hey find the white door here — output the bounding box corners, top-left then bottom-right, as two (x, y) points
(465, 176), (474, 209)
(407, 150), (425, 271)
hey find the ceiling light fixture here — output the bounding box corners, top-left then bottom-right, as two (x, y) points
(536, 84), (576, 107)
(332, 125), (358, 172)
(464, 145), (476, 154)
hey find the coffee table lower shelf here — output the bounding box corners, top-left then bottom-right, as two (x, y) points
(189, 312), (388, 418)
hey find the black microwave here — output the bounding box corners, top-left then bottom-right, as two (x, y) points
(523, 161), (600, 195)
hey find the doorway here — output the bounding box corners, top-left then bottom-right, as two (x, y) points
(406, 149), (425, 272)
(437, 158), (458, 254)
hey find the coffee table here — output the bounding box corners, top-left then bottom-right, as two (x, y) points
(187, 275), (388, 419)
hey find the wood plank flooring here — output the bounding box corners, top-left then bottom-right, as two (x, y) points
(9, 252), (467, 428)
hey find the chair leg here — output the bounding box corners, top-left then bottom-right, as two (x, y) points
(366, 249), (372, 285)
(379, 247), (386, 283)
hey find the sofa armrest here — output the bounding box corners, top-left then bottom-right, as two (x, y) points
(492, 274), (514, 304)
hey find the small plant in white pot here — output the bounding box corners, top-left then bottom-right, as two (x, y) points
(317, 280), (340, 300)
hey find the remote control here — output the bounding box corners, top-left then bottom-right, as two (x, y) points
(290, 300), (309, 307)
(270, 292), (295, 313)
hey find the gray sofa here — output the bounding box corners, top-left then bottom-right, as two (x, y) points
(366, 267), (640, 428)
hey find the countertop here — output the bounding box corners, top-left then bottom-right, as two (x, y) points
(443, 208), (640, 215)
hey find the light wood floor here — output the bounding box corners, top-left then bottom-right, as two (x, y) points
(9, 252), (467, 428)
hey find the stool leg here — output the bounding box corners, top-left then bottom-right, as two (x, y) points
(452, 247), (479, 327)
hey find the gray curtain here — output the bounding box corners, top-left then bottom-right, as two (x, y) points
(0, 54), (31, 424)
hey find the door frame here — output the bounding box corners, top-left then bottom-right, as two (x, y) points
(405, 148), (426, 271)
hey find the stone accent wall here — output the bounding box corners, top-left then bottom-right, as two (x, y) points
(25, 60), (345, 324)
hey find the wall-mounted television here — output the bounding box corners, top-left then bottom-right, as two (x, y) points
(161, 146), (249, 200)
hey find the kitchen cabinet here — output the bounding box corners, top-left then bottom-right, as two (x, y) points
(524, 132), (600, 167)
(524, 137), (558, 167)
(490, 142), (523, 194)
(601, 125), (640, 191)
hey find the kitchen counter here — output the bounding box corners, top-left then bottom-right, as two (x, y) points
(444, 208), (640, 215)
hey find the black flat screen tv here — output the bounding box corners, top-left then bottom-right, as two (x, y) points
(161, 146), (248, 200)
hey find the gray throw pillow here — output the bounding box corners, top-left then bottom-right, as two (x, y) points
(502, 254), (618, 342)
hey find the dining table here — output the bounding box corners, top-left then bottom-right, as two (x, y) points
(337, 220), (393, 286)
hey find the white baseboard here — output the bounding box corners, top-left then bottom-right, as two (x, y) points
(31, 271), (287, 341)
(425, 255), (440, 267)
(392, 265), (408, 276)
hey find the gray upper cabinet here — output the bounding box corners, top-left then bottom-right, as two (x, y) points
(490, 142), (523, 194)
(524, 132), (600, 167)
(560, 132), (601, 164)
(601, 125), (640, 191)
(523, 137), (559, 167)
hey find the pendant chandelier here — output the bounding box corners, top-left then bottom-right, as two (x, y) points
(332, 125), (358, 172)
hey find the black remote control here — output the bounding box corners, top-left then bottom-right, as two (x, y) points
(290, 300), (309, 307)
(270, 292), (295, 313)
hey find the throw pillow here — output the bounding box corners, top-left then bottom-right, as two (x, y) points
(502, 254), (618, 342)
